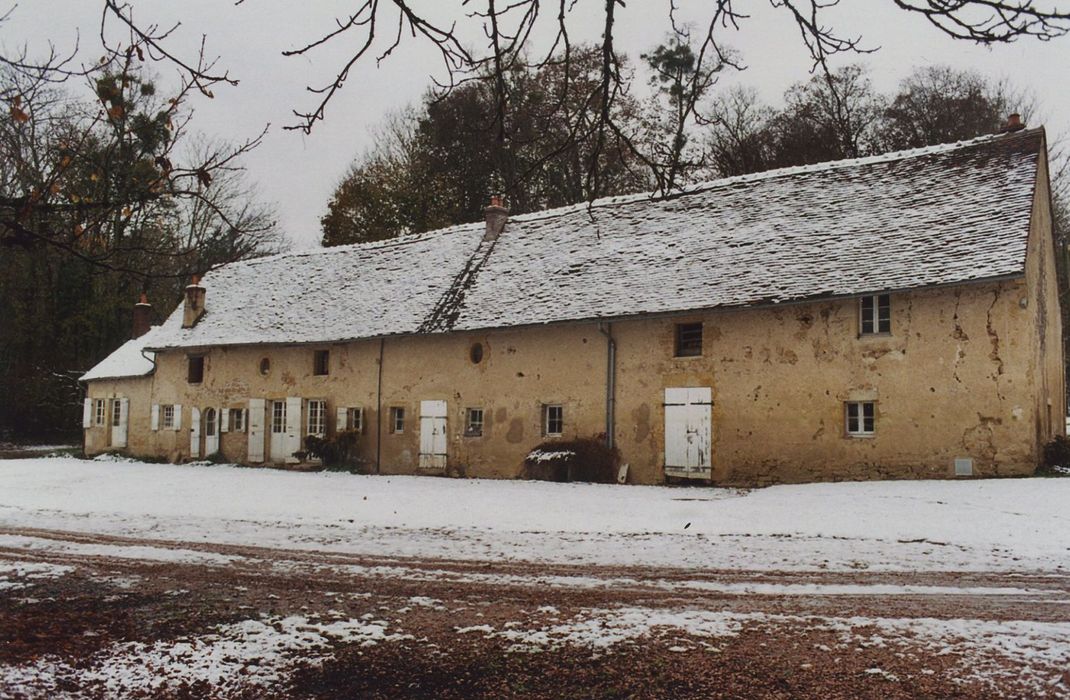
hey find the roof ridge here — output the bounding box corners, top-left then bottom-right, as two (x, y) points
(505, 127), (1043, 227)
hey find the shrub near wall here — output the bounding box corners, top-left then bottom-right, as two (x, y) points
(524, 436), (620, 484)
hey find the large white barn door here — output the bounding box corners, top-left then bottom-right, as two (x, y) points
(189, 407), (201, 458)
(419, 400), (448, 470)
(247, 399), (265, 463)
(664, 387), (712, 479)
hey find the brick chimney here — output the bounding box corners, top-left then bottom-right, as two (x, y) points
(182, 275), (206, 328)
(1000, 113), (1025, 133)
(132, 292), (153, 339)
(484, 195), (509, 243)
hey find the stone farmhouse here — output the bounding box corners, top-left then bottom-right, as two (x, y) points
(81, 124), (1064, 485)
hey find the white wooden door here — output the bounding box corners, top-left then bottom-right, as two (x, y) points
(204, 408), (219, 456)
(284, 396), (302, 463)
(664, 387), (712, 478)
(110, 398), (129, 448)
(190, 407), (201, 458)
(419, 400), (448, 470)
(247, 399), (265, 462)
(269, 400), (288, 462)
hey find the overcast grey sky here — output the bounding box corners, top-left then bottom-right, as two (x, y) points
(6, 2), (1070, 249)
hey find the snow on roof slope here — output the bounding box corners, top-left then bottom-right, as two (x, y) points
(451, 128), (1043, 330)
(146, 128), (1043, 350)
(81, 331), (157, 381)
(148, 223), (485, 349)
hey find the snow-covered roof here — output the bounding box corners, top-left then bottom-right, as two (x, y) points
(145, 128), (1044, 351)
(81, 331), (157, 382)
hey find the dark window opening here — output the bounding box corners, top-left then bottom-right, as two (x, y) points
(469, 343), (484, 364)
(674, 322), (703, 357)
(313, 350), (330, 376)
(259, 358), (271, 376)
(187, 355), (205, 384)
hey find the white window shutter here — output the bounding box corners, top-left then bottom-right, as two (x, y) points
(82, 398), (92, 428)
(220, 408), (229, 433)
(151, 404), (160, 431)
(189, 407), (201, 458)
(336, 406), (348, 433)
(173, 404), (183, 431)
(242, 409), (248, 433)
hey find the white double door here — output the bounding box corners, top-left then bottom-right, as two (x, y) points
(664, 387), (712, 478)
(419, 400), (448, 470)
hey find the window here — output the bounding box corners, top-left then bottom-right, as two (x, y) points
(204, 408), (217, 437)
(469, 343), (484, 364)
(390, 407), (405, 433)
(313, 350), (330, 376)
(347, 407), (364, 433)
(272, 400), (286, 434)
(845, 401), (876, 437)
(162, 405), (175, 430)
(543, 404), (563, 436)
(860, 294), (891, 335)
(307, 399), (326, 436)
(229, 408), (245, 432)
(259, 357), (271, 375)
(465, 408), (484, 437)
(111, 399), (122, 427)
(94, 399), (106, 426)
(188, 355), (205, 383)
(674, 322), (703, 357)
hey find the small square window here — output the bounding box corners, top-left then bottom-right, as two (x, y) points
(390, 407), (405, 434)
(94, 399), (106, 426)
(187, 355), (205, 384)
(674, 322), (703, 357)
(859, 295), (891, 335)
(465, 408), (484, 437)
(845, 401), (876, 437)
(162, 405), (175, 430)
(347, 407), (364, 433)
(543, 404), (563, 436)
(313, 350), (330, 376)
(229, 408), (245, 433)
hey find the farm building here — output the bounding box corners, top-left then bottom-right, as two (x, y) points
(81, 124), (1064, 485)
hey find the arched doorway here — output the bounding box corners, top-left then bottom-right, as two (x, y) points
(204, 407), (219, 456)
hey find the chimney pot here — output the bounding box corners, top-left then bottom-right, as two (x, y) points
(1001, 113), (1025, 133)
(484, 195), (509, 243)
(132, 293), (153, 339)
(182, 275), (206, 329)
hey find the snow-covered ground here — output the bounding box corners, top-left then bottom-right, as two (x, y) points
(1, 456), (1068, 573)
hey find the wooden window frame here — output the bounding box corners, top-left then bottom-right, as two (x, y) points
(204, 407), (217, 437)
(307, 399), (327, 437)
(313, 349), (330, 376)
(845, 401), (876, 437)
(228, 408), (245, 433)
(859, 295), (891, 336)
(347, 407), (364, 433)
(674, 322), (703, 357)
(110, 399), (122, 427)
(390, 406), (405, 434)
(162, 404), (175, 430)
(271, 400), (287, 434)
(543, 404), (564, 437)
(464, 407), (484, 437)
(94, 399), (106, 426)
